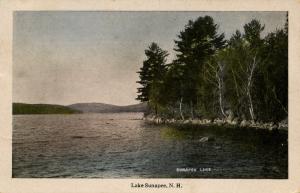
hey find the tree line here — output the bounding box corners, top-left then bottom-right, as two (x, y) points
(136, 15), (288, 123)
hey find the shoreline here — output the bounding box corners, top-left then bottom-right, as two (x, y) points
(143, 115), (288, 132)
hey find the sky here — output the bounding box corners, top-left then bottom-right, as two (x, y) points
(13, 11), (287, 106)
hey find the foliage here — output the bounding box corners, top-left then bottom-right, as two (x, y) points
(136, 16), (288, 123)
(173, 16), (226, 118)
(136, 42), (169, 115)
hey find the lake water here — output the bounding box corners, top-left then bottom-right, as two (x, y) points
(13, 113), (288, 178)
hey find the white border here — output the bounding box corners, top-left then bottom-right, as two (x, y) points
(1, 1), (300, 193)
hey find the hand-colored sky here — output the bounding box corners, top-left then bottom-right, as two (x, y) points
(13, 11), (286, 105)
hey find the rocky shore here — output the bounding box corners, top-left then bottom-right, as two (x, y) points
(143, 115), (288, 131)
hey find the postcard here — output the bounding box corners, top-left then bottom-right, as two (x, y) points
(1, 0), (300, 193)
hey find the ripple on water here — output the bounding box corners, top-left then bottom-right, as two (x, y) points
(13, 113), (287, 178)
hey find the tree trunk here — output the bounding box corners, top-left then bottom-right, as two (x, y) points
(217, 77), (226, 118)
(179, 97), (184, 120)
(217, 62), (226, 118)
(247, 55), (257, 121)
(247, 88), (255, 120)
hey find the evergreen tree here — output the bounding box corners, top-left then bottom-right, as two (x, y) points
(163, 61), (186, 120)
(255, 21), (288, 121)
(173, 16), (226, 118)
(136, 42), (169, 114)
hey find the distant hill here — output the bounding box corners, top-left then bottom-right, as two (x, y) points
(68, 102), (147, 113)
(13, 103), (80, 115)
(13, 102), (147, 114)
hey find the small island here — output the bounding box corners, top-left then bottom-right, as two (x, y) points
(12, 103), (80, 114)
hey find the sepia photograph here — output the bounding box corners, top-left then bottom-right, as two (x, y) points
(12, 11), (289, 179)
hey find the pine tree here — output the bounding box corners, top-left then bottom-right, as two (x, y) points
(173, 16), (226, 118)
(136, 42), (168, 114)
(255, 19), (288, 122)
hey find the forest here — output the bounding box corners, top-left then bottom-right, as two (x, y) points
(136, 15), (288, 125)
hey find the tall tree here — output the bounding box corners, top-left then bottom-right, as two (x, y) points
(204, 50), (228, 118)
(223, 20), (264, 121)
(173, 16), (226, 118)
(163, 61), (186, 120)
(136, 42), (169, 115)
(255, 19), (288, 122)
(224, 30), (248, 119)
(243, 20), (265, 121)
